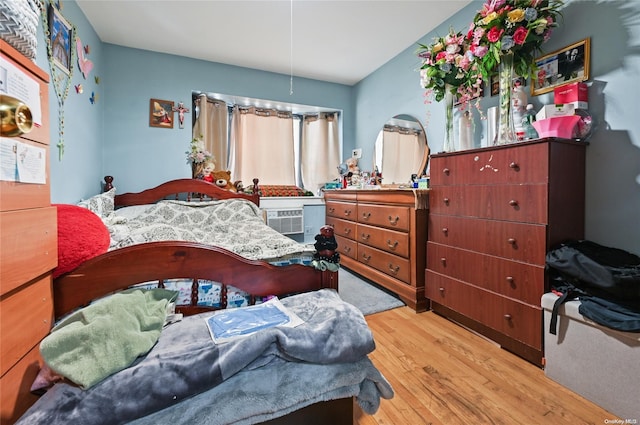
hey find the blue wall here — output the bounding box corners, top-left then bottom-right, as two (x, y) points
(35, 0), (639, 255)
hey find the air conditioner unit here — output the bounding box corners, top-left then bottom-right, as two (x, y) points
(265, 208), (304, 235)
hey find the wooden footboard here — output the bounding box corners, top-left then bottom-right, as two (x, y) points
(53, 241), (338, 320)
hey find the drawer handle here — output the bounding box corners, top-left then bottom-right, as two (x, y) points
(361, 212), (371, 220)
(441, 227), (449, 234)
(438, 287), (445, 293)
(509, 162), (519, 170)
(328, 207), (335, 213)
(343, 228), (351, 235)
(361, 233), (370, 241)
(440, 257), (446, 265)
(386, 240), (398, 250)
(343, 246), (352, 253)
(388, 215), (399, 225)
(442, 168), (450, 175)
(344, 209), (352, 217)
(504, 314), (512, 320)
(388, 264), (400, 275)
(506, 276), (514, 284)
(361, 253), (371, 262)
(507, 238), (517, 245)
(443, 197), (450, 205)
(509, 199), (518, 207)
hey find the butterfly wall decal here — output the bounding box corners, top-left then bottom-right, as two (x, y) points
(75, 84), (83, 94)
(90, 92), (98, 104)
(76, 38), (94, 79)
(94, 76), (100, 84)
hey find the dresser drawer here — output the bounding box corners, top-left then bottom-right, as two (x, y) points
(0, 207), (57, 295)
(326, 217), (356, 241)
(0, 275), (53, 376)
(431, 142), (550, 186)
(358, 244), (410, 284)
(426, 271), (542, 349)
(357, 223), (409, 258)
(1, 343), (43, 424)
(335, 235), (357, 260)
(427, 242), (545, 305)
(429, 184), (548, 223)
(429, 214), (546, 265)
(325, 201), (356, 221)
(357, 203), (410, 232)
(0, 142), (51, 212)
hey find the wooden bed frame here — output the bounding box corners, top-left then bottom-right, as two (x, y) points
(16, 178), (348, 424)
(53, 176), (338, 316)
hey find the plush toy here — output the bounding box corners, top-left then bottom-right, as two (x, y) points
(212, 170), (235, 191)
(314, 224), (340, 263)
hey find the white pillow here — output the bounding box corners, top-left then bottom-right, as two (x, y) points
(77, 188), (116, 218)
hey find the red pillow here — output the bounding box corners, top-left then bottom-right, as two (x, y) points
(53, 204), (110, 279)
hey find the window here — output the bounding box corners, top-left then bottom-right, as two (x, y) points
(193, 92), (341, 191)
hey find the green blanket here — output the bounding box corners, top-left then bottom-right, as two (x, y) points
(40, 288), (178, 389)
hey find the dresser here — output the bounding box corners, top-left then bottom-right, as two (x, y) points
(426, 138), (586, 365)
(324, 189), (428, 311)
(0, 40), (56, 424)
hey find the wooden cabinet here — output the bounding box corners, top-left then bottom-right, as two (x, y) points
(1, 40), (55, 424)
(325, 189), (428, 311)
(426, 138), (586, 365)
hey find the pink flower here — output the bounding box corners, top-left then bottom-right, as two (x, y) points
(513, 26), (528, 45)
(487, 27), (504, 43)
(470, 44), (489, 58)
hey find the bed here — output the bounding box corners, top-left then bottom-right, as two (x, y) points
(15, 242), (394, 425)
(54, 177), (338, 315)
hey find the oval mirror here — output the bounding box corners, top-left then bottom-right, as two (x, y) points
(373, 114), (429, 185)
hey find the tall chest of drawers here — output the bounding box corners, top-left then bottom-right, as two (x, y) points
(1, 40), (56, 424)
(324, 189), (428, 311)
(426, 138), (586, 365)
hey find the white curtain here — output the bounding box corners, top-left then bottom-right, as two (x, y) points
(381, 127), (423, 184)
(193, 95), (229, 171)
(300, 112), (340, 193)
(229, 106), (295, 185)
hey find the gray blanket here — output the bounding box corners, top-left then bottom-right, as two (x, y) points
(17, 289), (393, 425)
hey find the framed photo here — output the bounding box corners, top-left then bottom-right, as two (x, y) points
(149, 98), (174, 128)
(490, 73), (499, 96)
(531, 38), (590, 96)
(48, 4), (73, 75)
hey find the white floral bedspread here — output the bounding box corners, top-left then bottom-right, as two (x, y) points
(106, 199), (315, 261)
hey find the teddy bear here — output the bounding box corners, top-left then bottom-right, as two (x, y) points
(313, 224), (340, 264)
(211, 170), (236, 191)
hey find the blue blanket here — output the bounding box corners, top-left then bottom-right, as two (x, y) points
(17, 289), (392, 425)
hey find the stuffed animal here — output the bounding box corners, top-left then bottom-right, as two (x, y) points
(212, 170), (235, 191)
(314, 224), (340, 263)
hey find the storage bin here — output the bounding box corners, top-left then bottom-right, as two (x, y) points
(542, 292), (640, 420)
(0, 0), (40, 60)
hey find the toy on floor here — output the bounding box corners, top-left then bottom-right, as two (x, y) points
(314, 225), (340, 264)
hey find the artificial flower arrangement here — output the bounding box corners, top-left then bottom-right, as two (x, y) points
(186, 136), (214, 165)
(417, 28), (484, 108)
(467, 0), (564, 79)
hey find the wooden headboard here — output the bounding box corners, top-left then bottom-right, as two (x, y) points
(103, 176), (261, 207)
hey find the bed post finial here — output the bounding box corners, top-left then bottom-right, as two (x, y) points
(104, 176), (114, 192)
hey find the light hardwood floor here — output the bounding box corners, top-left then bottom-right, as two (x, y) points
(354, 306), (621, 425)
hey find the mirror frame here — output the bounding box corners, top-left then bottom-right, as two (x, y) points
(374, 114), (430, 186)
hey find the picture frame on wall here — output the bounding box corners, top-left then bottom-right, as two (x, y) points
(48, 4), (73, 75)
(531, 38), (590, 96)
(149, 98), (174, 128)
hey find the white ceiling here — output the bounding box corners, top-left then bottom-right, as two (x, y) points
(76, 0), (472, 86)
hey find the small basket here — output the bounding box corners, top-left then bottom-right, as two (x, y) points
(0, 0), (41, 60)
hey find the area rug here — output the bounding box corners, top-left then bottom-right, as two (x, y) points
(338, 268), (405, 315)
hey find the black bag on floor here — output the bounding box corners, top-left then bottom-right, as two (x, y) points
(546, 240), (640, 334)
